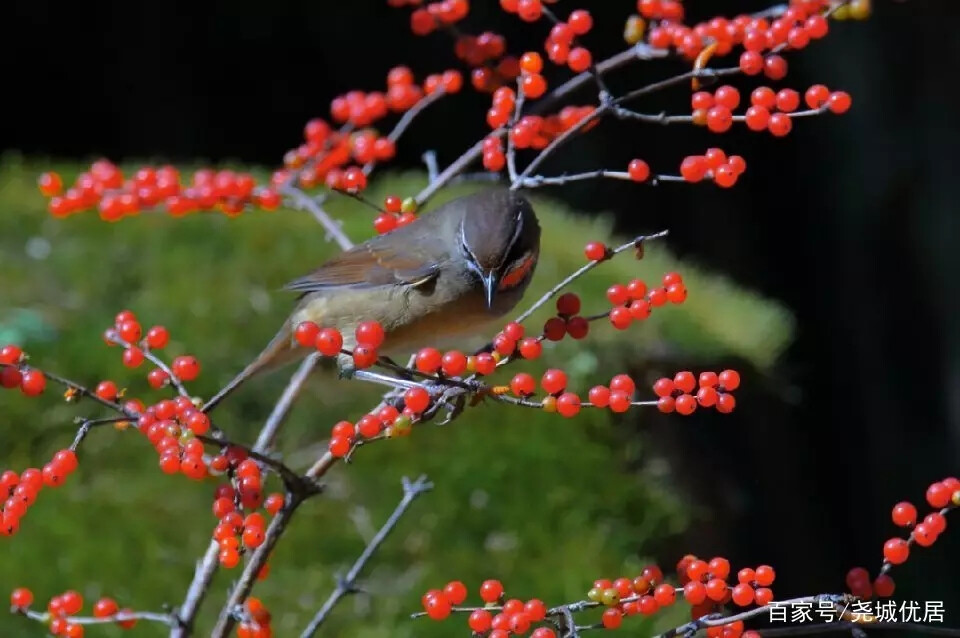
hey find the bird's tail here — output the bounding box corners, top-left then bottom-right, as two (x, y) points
(202, 321), (303, 412)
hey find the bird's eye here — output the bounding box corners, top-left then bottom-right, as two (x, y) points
(499, 252), (535, 290)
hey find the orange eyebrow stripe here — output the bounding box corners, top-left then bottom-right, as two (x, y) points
(499, 254), (535, 290)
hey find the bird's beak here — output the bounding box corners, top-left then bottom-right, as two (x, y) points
(482, 270), (499, 309)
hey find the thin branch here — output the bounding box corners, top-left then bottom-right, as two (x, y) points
(0, 363), (135, 417)
(413, 42), (669, 205)
(18, 607), (179, 628)
(513, 230), (669, 325)
(299, 475), (433, 637)
(279, 183), (354, 251)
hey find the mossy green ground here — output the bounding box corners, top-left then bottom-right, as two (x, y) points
(0, 157), (792, 636)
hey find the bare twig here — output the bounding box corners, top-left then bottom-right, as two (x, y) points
(279, 183), (354, 251)
(17, 607), (179, 628)
(300, 475), (433, 637)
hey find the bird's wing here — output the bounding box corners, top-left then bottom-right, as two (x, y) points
(284, 234), (442, 293)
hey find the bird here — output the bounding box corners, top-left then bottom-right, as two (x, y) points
(203, 188), (540, 411)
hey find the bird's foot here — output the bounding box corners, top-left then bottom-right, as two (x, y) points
(337, 362), (357, 380)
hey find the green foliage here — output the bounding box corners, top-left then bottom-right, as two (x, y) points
(0, 157), (792, 636)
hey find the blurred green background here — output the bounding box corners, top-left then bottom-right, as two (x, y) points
(0, 157), (791, 636)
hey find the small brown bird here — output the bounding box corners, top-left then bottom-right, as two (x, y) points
(204, 189), (540, 410)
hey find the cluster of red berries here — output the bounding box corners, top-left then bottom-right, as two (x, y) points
(654, 369), (740, 415)
(453, 31), (508, 67)
(643, 0), (828, 62)
(236, 597), (274, 638)
(136, 396), (211, 479)
(1, 450), (78, 537)
(103, 311), (200, 383)
(483, 104), (596, 170)
(843, 478), (957, 599)
(295, 320), (390, 370)
(420, 558), (770, 636)
(405, 0), (470, 36)
(605, 272), (688, 330)
(417, 345), (504, 377)
(0, 344), (46, 396)
(373, 194), (418, 234)
(10, 589), (137, 635)
(421, 579), (556, 637)
(327, 385), (444, 457)
(212, 483), (271, 568)
(327, 406), (418, 458)
(39, 162), (281, 220)
(677, 148), (747, 187)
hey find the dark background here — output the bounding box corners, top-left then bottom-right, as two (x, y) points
(4, 0), (959, 621)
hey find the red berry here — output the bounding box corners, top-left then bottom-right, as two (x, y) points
(584, 241), (607, 261)
(716, 393), (736, 413)
(653, 377), (674, 398)
(891, 501), (917, 527)
(295, 321), (320, 347)
(511, 373), (536, 397)
(628, 159), (651, 182)
(680, 156), (707, 182)
(556, 392), (581, 417)
(329, 435), (352, 458)
(874, 574), (895, 598)
(441, 351), (467, 376)
(10, 587), (33, 608)
(607, 284), (629, 305)
(0, 344), (23, 364)
(518, 337), (543, 359)
(602, 608), (623, 629)
(440, 581), (467, 606)
(718, 369), (740, 391)
(95, 380), (118, 401)
(883, 538), (909, 564)
(706, 106), (733, 133)
(754, 565), (775, 586)
(556, 293), (581, 316)
(828, 91), (852, 114)
(926, 481), (951, 508)
(20, 369), (46, 396)
(739, 51), (763, 75)
(768, 112), (792, 137)
(172, 355), (201, 381)
(588, 385), (610, 407)
(675, 394), (697, 415)
(314, 328), (342, 356)
(609, 391), (631, 413)
(145, 326), (170, 349)
(568, 9), (593, 34)
(415, 348), (442, 373)
(705, 578), (727, 602)
(403, 387), (430, 413)
(469, 609), (493, 632)
(714, 86), (740, 110)
(540, 369), (567, 395)
(805, 84), (830, 109)
(480, 579), (504, 603)
(731, 584), (754, 606)
(355, 321), (385, 349)
(117, 320), (141, 343)
(775, 89), (800, 112)
(352, 346), (378, 369)
(609, 306), (632, 330)
(683, 581), (706, 605)
(764, 55), (788, 80)
(745, 105), (771, 131)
